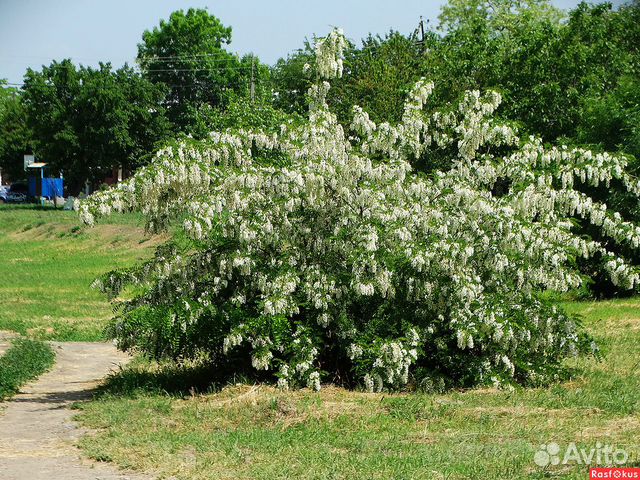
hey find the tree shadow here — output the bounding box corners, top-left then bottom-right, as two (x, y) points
(94, 359), (262, 398)
(9, 388), (96, 408)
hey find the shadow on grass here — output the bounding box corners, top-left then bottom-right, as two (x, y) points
(95, 358), (263, 399)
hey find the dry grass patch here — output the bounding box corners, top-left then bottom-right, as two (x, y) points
(74, 293), (640, 479)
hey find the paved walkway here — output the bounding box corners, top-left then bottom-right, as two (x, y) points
(0, 342), (152, 480)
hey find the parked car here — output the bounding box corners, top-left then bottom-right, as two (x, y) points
(0, 183), (28, 203)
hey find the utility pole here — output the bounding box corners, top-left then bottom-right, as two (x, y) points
(414, 16), (427, 53)
(250, 55), (255, 104)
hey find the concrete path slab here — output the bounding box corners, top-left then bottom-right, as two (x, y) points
(0, 342), (152, 480)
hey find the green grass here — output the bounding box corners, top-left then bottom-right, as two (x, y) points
(3, 204), (638, 478)
(0, 205), (160, 341)
(75, 298), (640, 480)
(0, 337), (55, 400)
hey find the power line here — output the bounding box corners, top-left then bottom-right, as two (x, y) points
(139, 51), (245, 61)
(144, 65), (251, 73)
(0, 27), (428, 66)
(2, 25), (428, 87)
(0, 52), (254, 70)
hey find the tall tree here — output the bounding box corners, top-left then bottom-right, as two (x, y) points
(137, 8), (245, 133)
(22, 61), (170, 192)
(330, 32), (427, 125)
(0, 82), (32, 182)
(272, 41), (315, 115)
(426, 0), (640, 143)
(272, 31), (427, 125)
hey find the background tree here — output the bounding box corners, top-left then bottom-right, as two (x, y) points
(426, 0), (566, 134)
(271, 42), (315, 115)
(0, 82), (32, 182)
(570, 1), (640, 157)
(329, 32), (427, 125)
(187, 54), (277, 139)
(22, 61), (170, 192)
(22, 60), (80, 187)
(577, 75), (640, 160)
(272, 32), (427, 125)
(425, 0), (640, 145)
(137, 8), (246, 133)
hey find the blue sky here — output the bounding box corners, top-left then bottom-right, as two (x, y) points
(0, 0), (627, 85)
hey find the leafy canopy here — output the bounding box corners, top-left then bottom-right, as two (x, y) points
(137, 8), (245, 133)
(22, 61), (170, 190)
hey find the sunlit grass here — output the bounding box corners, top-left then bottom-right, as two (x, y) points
(76, 298), (640, 479)
(0, 337), (55, 400)
(0, 205), (159, 341)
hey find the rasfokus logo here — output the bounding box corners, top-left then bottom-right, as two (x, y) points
(534, 442), (629, 467)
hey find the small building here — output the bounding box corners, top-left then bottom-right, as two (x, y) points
(26, 163), (63, 199)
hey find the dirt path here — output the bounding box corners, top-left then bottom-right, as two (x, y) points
(0, 342), (152, 480)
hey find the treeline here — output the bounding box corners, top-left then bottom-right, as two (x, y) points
(274, 1), (640, 160)
(0, 1), (638, 193)
(0, 8), (270, 191)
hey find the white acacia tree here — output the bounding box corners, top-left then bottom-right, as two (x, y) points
(81, 30), (639, 391)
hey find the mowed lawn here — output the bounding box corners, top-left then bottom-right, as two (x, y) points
(0, 205), (159, 341)
(75, 300), (640, 479)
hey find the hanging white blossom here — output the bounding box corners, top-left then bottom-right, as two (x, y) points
(81, 29), (639, 392)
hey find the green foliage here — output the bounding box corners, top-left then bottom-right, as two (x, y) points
(137, 8), (251, 133)
(211, 96), (301, 133)
(578, 75), (640, 159)
(427, 0), (568, 136)
(272, 32), (427, 124)
(427, 0), (640, 147)
(21, 61), (171, 192)
(271, 42), (315, 115)
(0, 338), (55, 400)
(0, 83), (31, 181)
(329, 32), (427, 125)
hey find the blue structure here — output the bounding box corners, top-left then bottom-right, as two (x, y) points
(28, 176), (63, 199)
(27, 162), (64, 199)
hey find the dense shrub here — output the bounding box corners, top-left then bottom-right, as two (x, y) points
(81, 30), (640, 391)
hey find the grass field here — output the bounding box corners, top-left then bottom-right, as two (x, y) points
(73, 299), (640, 480)
(0, 205), (160, 341)
(1, 205), (638, 478)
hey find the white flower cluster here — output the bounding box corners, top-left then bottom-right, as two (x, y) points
(364, 329), (421, 392)
(314, 28), (346, 79)
(83, 29), (640, 391)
